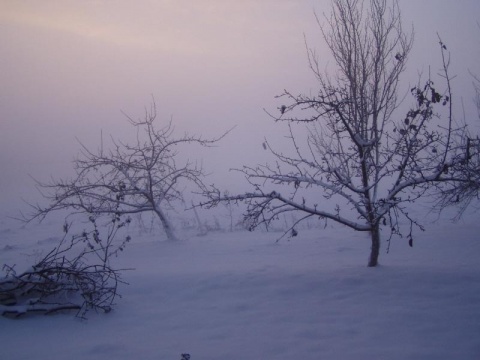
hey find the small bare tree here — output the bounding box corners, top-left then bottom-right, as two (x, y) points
(202, 0), (475, 267)
(24, 102), (227, 241)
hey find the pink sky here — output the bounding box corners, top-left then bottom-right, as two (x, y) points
(1, 0), (479, 218)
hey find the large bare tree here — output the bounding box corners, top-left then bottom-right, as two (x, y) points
(202, 0), (475, 266)
(25, 103), (227, 241)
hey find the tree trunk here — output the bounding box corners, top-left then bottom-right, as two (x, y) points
(192, 201), (207, 236)
(155, 207), (178, 241)
(368, 224), (380, 267)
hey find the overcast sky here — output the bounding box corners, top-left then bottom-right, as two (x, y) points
(1, 1), (480, 220)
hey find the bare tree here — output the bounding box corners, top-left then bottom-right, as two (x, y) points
(24, 102), (227, 241)
(202, 0), (474, 267)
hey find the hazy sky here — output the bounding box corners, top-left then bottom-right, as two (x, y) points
(1, 0), (480, 220)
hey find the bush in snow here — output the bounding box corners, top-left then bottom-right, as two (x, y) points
(0, 213), (131, 318)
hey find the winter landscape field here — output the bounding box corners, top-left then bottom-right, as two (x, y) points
(2, 1), (480, 359)
(1, 210), (479, 360)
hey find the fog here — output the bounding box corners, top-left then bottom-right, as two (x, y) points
(1, 0), (479, 222)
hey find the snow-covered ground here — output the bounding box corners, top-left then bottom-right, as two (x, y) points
(1, 215), (479, 360)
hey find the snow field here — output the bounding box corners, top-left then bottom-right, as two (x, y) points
(1, 218), (479, 360)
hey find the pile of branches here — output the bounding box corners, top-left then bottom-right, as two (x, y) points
(0, 214), (130, 319)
